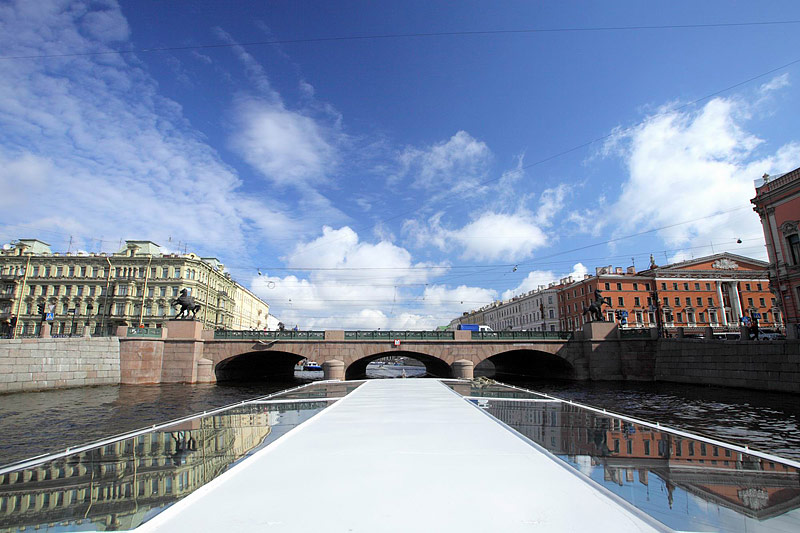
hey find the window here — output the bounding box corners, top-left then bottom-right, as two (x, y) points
(549, 309), (554, 319)
(747, 297), (754, 307)
(616, 283), (622, 291)
(117, 285), (128, 296)
(53, 285), (60, 295)
(759, 297), (765, 307)
(633, 283), (638, 291)
(685, 297), (691, 306)
(696, 297), (702, 306)
(68, 266), (75, 277)
(663, 297), (668, 306)
(673, 282), (678, 290)
(707, 297), (713, 306)
(114, 303), (125, 315)
(645, 283), (650, 291)
(160, 287), (167, 297)
(745, 283), (751, 291)
(786, 233), (800, 265)
(174, 268), (181, 279)
(604, 282), (610, 290)
(172, 287), (179, 297)
(634, 297), (640, 306)
(677, 312), (683, 323)
(76, 286), (83, 296)
(661, 283), (666, 290)
(694, 283), (700, 290)
(617, 297), (624, 306)
(683, 283), (689, 291)
(148, 287), (154, 297)
(757, 283), (762, 291)
(674, 297), (680, 306)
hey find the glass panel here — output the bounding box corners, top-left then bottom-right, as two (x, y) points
(449, 382), (800, 532)
(0, 400), (331, 531)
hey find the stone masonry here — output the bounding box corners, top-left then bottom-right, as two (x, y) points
(0, 337), (120, 393)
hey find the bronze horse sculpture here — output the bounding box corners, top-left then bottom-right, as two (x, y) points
(582, 288), (612, 322)
(171, 289), (201, 320)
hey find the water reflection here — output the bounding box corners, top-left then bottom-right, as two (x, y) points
(0, 381), (361, 532)
(479, 398), (800, 531)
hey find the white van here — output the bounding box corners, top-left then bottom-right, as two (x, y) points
(479, 325), (493, 332)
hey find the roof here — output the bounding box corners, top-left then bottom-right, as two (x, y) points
(116, 240), (163, 256)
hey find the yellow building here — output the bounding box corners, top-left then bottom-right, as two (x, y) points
(0, 239), (271, 337)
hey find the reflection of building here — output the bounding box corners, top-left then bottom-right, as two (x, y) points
(486, 400), (800, 521)
(0, 239), (270, 337)
(752, 167), (800, 337)
(558, 253), (778, 334)
(0, 405), (276, 532)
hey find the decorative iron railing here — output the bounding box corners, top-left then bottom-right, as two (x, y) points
(470, 330), (573, 340)
(126, 327), (163, 338)
(213, 330), (325, 340)
(619, 328), (652, 339)
(344, 330), (456, 340)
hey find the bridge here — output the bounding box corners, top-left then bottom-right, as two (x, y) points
(117, 320), (635, 384)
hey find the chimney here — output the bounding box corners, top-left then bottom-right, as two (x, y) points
(615, 267), (623, 274)
(626, 266), (636, 275)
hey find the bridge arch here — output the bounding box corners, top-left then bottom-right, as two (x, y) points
(477, 348), (576, 381)
(214, 350), (304, 382)
(345, 350), (453, 380)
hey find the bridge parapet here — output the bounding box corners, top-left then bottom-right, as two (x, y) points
(211, 329), (576, 341)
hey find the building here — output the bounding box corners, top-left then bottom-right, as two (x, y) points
(483, 284), (562, 332)
(751, 167), (800, 337)
(559, 253), (779, 335)
(0, 239), (271, 337)
(449, 283), (562, 332)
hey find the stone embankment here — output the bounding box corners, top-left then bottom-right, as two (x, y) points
(0, 337), (120, 393)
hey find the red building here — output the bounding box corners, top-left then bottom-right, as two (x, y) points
(752, 167), (800, 338)
(559, 253), (779, 335)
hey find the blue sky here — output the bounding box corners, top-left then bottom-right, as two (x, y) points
(1, 0), (799, 329)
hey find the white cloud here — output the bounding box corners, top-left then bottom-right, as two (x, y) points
(249, 226), (497, 329)
(605, 95), (800, 260)
(759, 73), (790, 94)
(396, 131), (491, 192)
(0, 0), (300, 257)
(403, 183), (569, 262)
(229, 97), (337, 187)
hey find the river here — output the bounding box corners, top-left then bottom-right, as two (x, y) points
(0, 373), (798, 465)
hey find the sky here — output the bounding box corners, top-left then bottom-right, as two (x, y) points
(1, 0), (799, 330)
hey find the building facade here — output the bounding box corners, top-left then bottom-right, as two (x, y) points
(559, 253), (779, 335)
(0, 239), (271, 337)
(449, 284), (562, 332)
(751, 167), (800, 337)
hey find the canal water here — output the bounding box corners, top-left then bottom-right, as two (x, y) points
(0, 373), (797, 466)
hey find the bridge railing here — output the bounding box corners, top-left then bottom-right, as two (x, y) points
(619, 328), (652, 339)
(470, 330), (573, 340)
(344, 330), (456, 340)
(213, 330), (325, 340)
(211, 330), (574, 341)
(127, 327), (163, 338)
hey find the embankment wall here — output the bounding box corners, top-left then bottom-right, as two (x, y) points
(653, 338), (800, 394)
(0, 337), (120, 393)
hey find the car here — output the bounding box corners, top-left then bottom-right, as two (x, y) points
(759, 330), (785, 340)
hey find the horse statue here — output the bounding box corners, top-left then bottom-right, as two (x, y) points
(582, 287), (612, 322)
(171, 289), (201, 320)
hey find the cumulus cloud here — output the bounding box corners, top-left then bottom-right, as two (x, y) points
(604, 93), (800, 260)
(403, 184), (569, 262)
(249, 226), (495, 329)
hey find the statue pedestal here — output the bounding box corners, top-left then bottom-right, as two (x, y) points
(166, 320), (204, 340)
(582, 321), (619, 341)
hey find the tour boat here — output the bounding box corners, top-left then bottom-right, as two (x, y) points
(302, 360), (322, 371)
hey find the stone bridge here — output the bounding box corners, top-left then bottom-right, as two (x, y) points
(117, 321), (640, 384)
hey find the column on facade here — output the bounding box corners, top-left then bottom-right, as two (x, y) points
(728, 281), (743, 324)
(715, 281), (728, 326)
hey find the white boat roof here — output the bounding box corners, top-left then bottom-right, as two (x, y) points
(134, 379), (667, 532)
